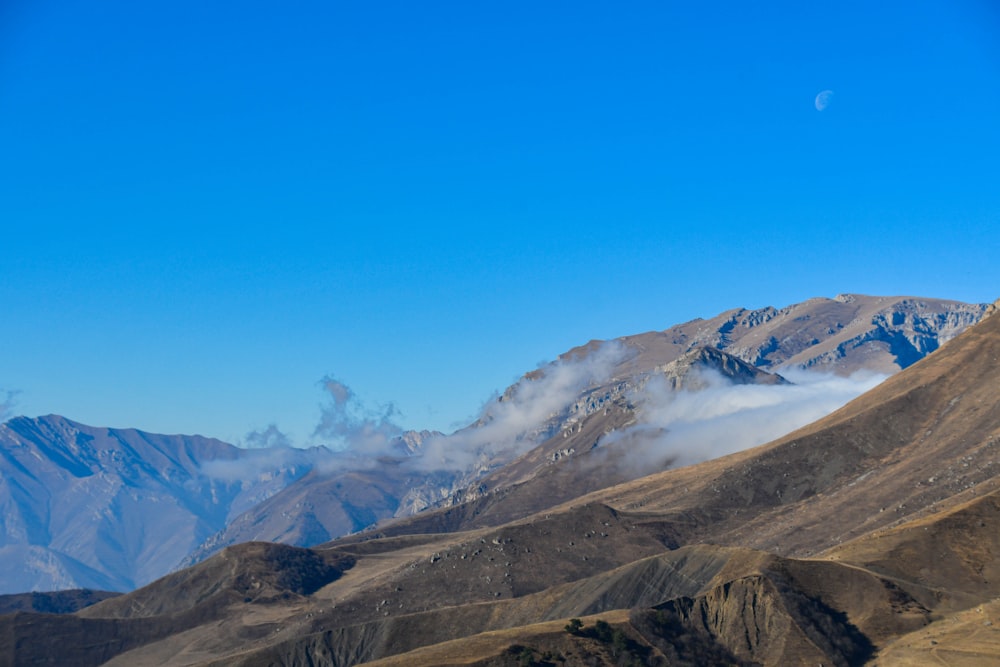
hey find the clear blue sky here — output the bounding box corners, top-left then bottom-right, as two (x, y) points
(2, 1), (998, 445)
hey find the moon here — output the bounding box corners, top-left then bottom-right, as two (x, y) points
(815, 90), (834, 111)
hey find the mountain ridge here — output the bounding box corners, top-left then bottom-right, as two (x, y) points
(0, 294), (989, 596)
(1, 297), (999, 664)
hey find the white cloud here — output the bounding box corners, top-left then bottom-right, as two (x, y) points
(312, 375), (405, 457)
(203, 349), (885, 488)
(599, 367), (887, 475)
(242, 423), (293, 449)
(414, 341), (628, 472)
(199, 444), (332, 482)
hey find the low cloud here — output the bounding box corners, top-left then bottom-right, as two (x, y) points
(414, 342), (628, 472)
(599, 367), (887, 475)
(311, 375), (406, 465)
(201, 353), (887, 497)
(203, 377), (410, 480)
(242, 424), (293, 449)
(199, 443), (332, 482)
(201, 423), (324, 482)
(211, 345), (628, 479)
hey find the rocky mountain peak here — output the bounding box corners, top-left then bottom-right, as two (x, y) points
(654, 346), (788, 390)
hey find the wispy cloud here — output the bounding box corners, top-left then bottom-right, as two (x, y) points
(199, 444), (330, 482)
(206, 346), (884, 495)
(312, 375), (405, 461)
(414, 341), (628, 472)
(215, 344), (624, 477)
(0, 389), (19, 422)
(242, 423), (293, 449)
(598, 367), (887, 475)
(202, 377), (411, 481)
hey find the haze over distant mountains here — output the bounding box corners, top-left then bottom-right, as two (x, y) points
(0, 294), (989, 596)
(0, 417), (330, 592)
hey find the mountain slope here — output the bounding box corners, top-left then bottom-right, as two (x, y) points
(179, 431), (453, 568)
(391, 295), (989, 522)
(0, 416), (320, 593)
(194, 296), (987, 557)
(1, 300), (997, 665)
(589, 295), (1000, 556)
(594, 293), (987, 376)
(361, 483), (1000, 667)
(0, 295), (988, 598)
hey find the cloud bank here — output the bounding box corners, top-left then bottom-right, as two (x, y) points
(199, 444), (331, 483)
(599, 367), (887, 475)
(202, 350), (887, 493)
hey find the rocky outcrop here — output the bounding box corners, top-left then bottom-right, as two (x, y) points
(635, 571), (874, 666)
(587, 294), (991, 376)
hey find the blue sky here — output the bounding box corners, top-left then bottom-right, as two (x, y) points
(1, 1), (998, 445)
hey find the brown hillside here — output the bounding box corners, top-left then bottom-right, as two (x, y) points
(334, 487), (1000, 667)
(1, 301), (997, 666)
(588, 299), (1000, 555)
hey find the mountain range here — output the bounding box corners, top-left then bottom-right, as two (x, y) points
(0, 417), (329, 592)
(0, 294), (990, 603)
(1, 294), (998, 665)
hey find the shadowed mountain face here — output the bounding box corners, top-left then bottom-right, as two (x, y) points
(0, 416), (327, 593)
(0, 589), (119, 615)
(0, 299), (997, 665)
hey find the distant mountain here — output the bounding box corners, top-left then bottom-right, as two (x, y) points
(0, 416), (321, 593)
(178, 430), (451, 570)
(2, 298), (997, 666)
